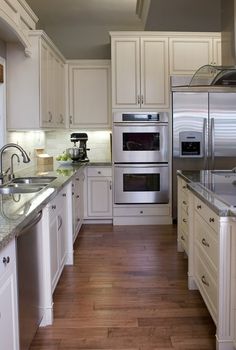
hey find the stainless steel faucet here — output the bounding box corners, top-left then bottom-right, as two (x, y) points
(0, 143), (30, 183)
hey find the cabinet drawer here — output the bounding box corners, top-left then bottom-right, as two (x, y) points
(179, 177), (188, 194)
(180, 192), (188, 214)
(180, 207), (188, 234)
(179, 229), (188, 253)
(87, 167), (112, 177)
(0, 240), (15, 278)
(195, 212), (218, 270)
(194, 197), (218, 231)
(194, 251), (217, 322)
(113, 205), (170, 217)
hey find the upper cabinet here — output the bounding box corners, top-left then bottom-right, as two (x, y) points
(169, 33), (221, 75)
(68, 60), (111, 129)
(7, 30), (66, 130)
(111, 34), (169, 110)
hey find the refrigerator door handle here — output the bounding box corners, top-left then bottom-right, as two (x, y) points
(203, 118), (207, 167)
(210, 118), (215, 167)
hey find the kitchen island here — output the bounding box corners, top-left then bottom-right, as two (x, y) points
(177, 170), (236, 350)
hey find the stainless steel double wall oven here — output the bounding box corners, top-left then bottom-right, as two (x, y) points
(113, 112), (169, 204)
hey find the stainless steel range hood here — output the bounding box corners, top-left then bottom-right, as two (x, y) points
(221, 0), (236, 66)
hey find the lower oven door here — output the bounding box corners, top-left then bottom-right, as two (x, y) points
(114, 164), (169, 204)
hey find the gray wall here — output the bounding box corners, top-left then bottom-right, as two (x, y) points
(145, 0), (221, 31)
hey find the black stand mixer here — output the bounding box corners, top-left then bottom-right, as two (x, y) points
(68, 133), (90, 162)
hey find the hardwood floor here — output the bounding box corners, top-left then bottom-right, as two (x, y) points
(30, 224), (216, 349)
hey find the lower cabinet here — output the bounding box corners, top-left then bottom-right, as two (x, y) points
(84, 166), (112, 220)
(41, 184), (70, 325)
(0, 239), (19, 350)
(48, 187), (68, 292)
(177, 176), (235, 350)
(72, 167), (84, 242)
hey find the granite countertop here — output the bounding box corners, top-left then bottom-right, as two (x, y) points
(0, 162), (87, 251)
(177, 170), (236, 218)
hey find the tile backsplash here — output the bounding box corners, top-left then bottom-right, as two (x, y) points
(5, 130), (111, 172)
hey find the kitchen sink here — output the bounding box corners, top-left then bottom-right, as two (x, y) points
(11, 176), (57, 184)
(0, 183), (44, 194)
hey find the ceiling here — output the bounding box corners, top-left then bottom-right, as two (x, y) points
(26, 0), (221, 59)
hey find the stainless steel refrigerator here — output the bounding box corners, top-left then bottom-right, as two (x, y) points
(172, 65), (236, 219)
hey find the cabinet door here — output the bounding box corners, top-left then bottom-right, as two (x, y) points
(57, 191), (67, 268)
(49, 209), (59, 291)
(169, 37), (213, 75)
(140, 37), (169, 109)
(87, 176), (112, 218)
(41, 41), (50, 126)
(0, 240), (19, 350)
(69, 62), (111, 128)
(111, 37), (140, 108)
(47, 49), (56, 127)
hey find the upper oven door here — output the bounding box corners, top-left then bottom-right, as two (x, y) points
(113, 123), (168, 163)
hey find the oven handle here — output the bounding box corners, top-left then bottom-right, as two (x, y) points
(113, 122), (168, 127)
(114, 164), (168, 168)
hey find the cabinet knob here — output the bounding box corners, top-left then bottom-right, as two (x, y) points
(182, 185), (187, 189)
(62, 193), (66, 197)
(137, 95), (140, 105)
(69, 116), (73, 124)
(141, 95), (144, 104)
(76, 195), (80, 198)
(180, 235), (185, 241)
(98, 171), (101, 174)
(182, 218), (187, 223)
(72, 192), (74, 196)
(140, 210), (143, 214)
(197, 205), (201, 209)
(201, 238), (210, 247)
(201, 275), (209, 287)
(2, 256), (10, 264)
(52, 205), (56, 209)
(76, 177), (80, 181)
(182, 200), (187, 205)
(48, 111), (53, 122)
(209, 217), (215, 223)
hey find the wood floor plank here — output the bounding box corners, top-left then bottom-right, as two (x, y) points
(30, 224), (216, 350)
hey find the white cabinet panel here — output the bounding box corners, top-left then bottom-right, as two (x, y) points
(69, 60), (111, 129)
(7, 31), (66, 130)
(0, 240), (19, 350)
(169, 35), (221, 75)
(111, 35), (169, 109)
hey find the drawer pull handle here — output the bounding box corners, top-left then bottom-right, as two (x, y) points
(201, 238), (210, 247)
(182, 200), (187, 205)
(201, 275), (209, 287)
(181, 235), (185, 241)
(209, 218), (215, 223)
(76, 195), (80, 198)
(182, 218), (187, 223)
(62, 193), (66, 197)
(52, 205), (56, 210)
(2, 256), (10, 264)
(182, 186), (187, 189)
(140, 210), (143, 214)
(197, 205), (201, 209)
(98, 171), (101, 174)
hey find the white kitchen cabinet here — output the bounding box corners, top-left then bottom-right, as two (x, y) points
(179, 183), (235, 350)
(7, 30), (66, 130)
(84, 166), (112, 219)
(169, 33), (221, 75)
(72, 167), (85, 242)
(177, 176), (189, 254)
(0, 239), (19, 350)
(48, 187), (68, 292)
(111, 34), (169, 109)
(68, 60), (111, 129)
